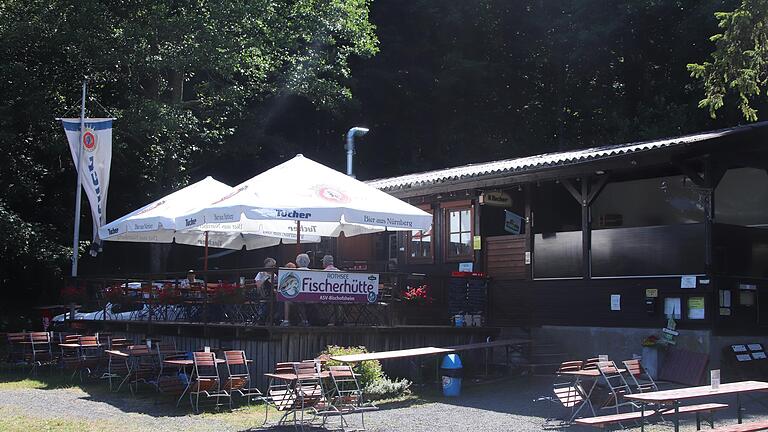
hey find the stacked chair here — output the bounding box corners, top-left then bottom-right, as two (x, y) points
(189, 351), (229, 413)
(155, 341), (188, 396)
(316, 365), (378, 431)
(223, 350), (263, 409)
(26, 332), (55, 376)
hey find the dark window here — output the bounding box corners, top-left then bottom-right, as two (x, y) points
(444, 202), (473, 261)
(407, 207), (434, 263)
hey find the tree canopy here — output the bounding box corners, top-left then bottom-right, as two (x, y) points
(688, 0), (768, 121)
(0, 0), (377, 317)
(1, 0), (764, 325)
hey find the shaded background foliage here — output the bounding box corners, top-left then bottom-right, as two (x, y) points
(0, 0), (765, 328)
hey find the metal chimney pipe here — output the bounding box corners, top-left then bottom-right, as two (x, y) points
(345, 127), (369, 178)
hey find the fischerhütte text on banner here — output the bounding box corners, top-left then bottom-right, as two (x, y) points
(61, 118), (113, 254)
(276, 268), (379, 304)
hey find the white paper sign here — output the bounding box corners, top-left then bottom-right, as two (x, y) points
(664, 298), (681, 319)
(752, 352), (767, 360)
(711, 369), (720, 390)
(737, 354), (752, 362)
(719, 290), (732, 307)
(610, 295), (621, 311)
(748, 344), (763, 351)
(681, 276), (697, 288)
(732, 345), (748, 353)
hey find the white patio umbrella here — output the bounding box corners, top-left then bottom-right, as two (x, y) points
(175, 155), (433, 248)
(98, 176), (320, 270)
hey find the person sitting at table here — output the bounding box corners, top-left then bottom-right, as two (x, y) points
(296, 253), (311, 269)
(254, 258), (277, 293)
(290, 254), (311, 326)
(321, 255), (340, 271)
(321, 255), (343, 325)
(180, 270), (202, 290)
(254, 258), (277, 324)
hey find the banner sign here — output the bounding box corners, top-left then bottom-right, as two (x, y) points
(276, 268), (379, 304)
(480, 191), (512, 207)
(61, 118), (113, 253)
(504, 210), (523, 235)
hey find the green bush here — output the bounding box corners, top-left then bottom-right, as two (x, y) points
(364, 376), (411, 400)
(319, 345), (411, 400)
(321, 345), (383, 388)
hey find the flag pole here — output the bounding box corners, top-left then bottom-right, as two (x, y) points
(71, 80), (87, 277)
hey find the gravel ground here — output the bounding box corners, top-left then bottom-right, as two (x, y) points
(1, 375), (768, 431)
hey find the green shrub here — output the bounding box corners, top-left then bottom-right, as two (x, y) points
(364, 376), (411, 400)
(319, 345), (412, 400)
(320, 345), (383, 388)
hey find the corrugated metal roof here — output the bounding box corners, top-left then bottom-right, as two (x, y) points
(368, 122), (767, 192)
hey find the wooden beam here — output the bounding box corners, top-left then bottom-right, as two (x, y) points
(587, 173), (610, 205)
(561, 179), (583, 204)
(675, 160), (706, 187)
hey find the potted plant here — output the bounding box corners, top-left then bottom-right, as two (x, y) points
(402, 284), (433, 304)
(214, 283), (245, 304)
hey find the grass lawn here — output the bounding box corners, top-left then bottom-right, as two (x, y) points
(0, 407), (114, 432)
(0, 364), (432, 431)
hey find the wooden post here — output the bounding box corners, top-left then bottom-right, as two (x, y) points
(524, 184), (533, 280)
(580, 176), (591, 280)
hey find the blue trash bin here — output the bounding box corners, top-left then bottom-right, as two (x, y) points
(440, 354), (463, 397)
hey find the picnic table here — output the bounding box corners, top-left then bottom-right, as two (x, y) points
(626, 380), (768, 432)
(330, 346), (454, 363)
(330, 339), (530, 382)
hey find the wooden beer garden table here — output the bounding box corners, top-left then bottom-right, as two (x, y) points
(626, 380), (768, 432)
(557, 368), (626, 422)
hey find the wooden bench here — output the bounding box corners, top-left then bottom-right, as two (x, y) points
(574, 410), (645, 428)
(660, 403), (730, 430)
(574, 403), (729, 429)
(711, 421), (768, 432)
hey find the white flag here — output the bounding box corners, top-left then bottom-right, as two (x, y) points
(61, 118), (113, 255)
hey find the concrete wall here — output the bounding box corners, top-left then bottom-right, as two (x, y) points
(532, 325), (711, 363)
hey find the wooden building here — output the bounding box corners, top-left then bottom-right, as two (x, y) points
(346, 123), (768, 363)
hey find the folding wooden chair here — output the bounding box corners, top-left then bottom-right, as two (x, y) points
(155, 342), (188, 395)
(189, 351), (229, 413)
(26, 332), (54, 376)
(263, 362), (298, 425)
(289, 361), (325, 430)
(582, 357), (600, 370)
(6, 332), (28, 364)
(317, 365), (378, 431)
(596, 360), (638, 414)
(622, 359), (659, 393)
(549, 360), (588, 425)
(103, 349), (129, 391)
(223, 350), (263, 409)
(78, 335), (103, 378)
(124, 345), (159, 395)
(58, 334), (84, 380)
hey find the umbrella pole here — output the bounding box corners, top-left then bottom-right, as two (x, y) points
(204, 231), (209, 272)
(295, 220), (301, 256)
